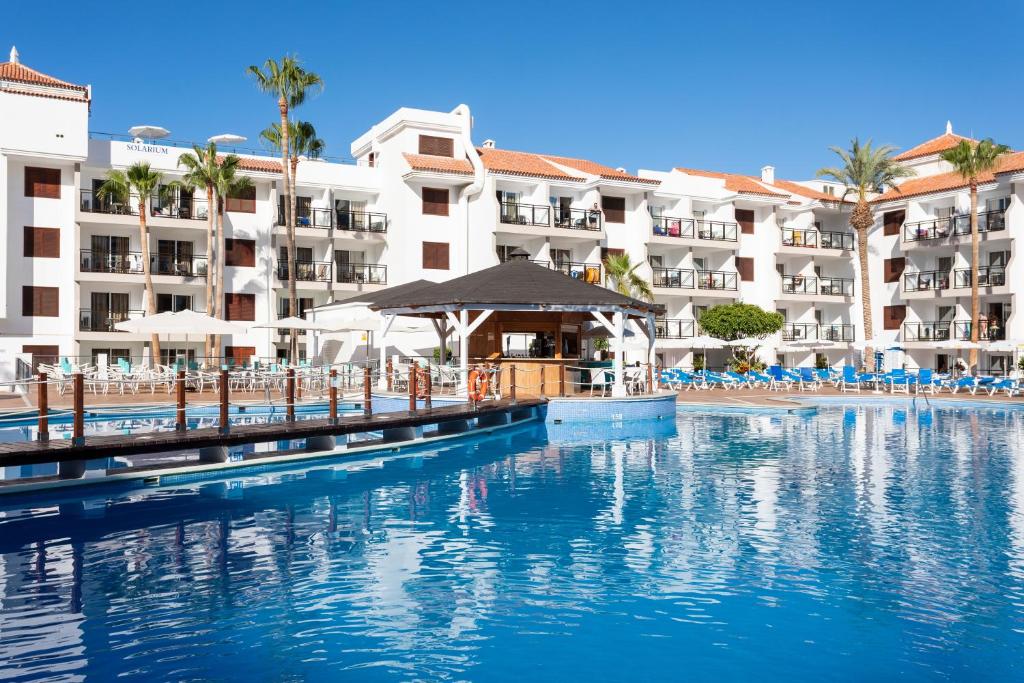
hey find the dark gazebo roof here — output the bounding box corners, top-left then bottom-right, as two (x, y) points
(371, 260), (662, 316)
(313, 279), (437, 310)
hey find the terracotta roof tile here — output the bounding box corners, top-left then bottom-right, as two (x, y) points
(542, 154), (658, 184)
(892, 133), (976, 161)
(0, 61), (88, 93)
(873, 151), (1024, 203)
(218, 155), (282, 173)
(769, 178), (848, 203)
(476, 147), (584, 182)
(674, 167), (789, 198)
(403, 153), (474, 176)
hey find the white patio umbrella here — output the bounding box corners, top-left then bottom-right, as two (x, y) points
(322, 317), (429, 362)
(724, 337), (761, 347)
(114, 309), (245, 336)
(208, 133), (247, 144)
(249, 316), (335, 332)
(851, 337), (891, 350)
(985, 339), (1024, 353)
(688, 334), (725, 349)
(128, 125), (170, 140)
(933, 339), (983, 350)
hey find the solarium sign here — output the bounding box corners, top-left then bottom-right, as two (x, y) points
(125, 143), (170, 155)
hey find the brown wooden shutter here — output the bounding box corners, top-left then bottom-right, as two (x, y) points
(601, 196), (626, 224)
(883, 257), (906, 283)
(883, 210), (905, 236)
(735, 208), (755, 234)
(601, 247), (625, 262)
(422, 187), (450, 216)
(736, 256), (754, 281)
(224, 346), (257, 367)
(224, 293), (256, 321)
(882, 304), (907, 330)
(418, 135), (455, 157)
(224, 238), (256, 267)
(23, 286), (59, 317)
(226, 186), (256, 213)
(422, 241), (450, 270)
(23, 226), (60, 258)
(22, 345), (60, 370)
(24, 167), (61, 198)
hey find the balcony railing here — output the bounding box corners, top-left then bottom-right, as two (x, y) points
(500, 202), (551, 227)
(954, 265), (1007, 288)
(694, 220), (738, 242)
(79, 250), (208, 277)
(903, 321), (952, 342)
(552, 261), (603, 283)
(696, 270), (738, 291)
(954, 319), (1007, 341)
(552, 207), (602, 231)
(277, 260), (333, 282)
(652, 216), (696, 239)
(655, 318), (696, 339)
(651, 267), (695, 289)
(80, 190), (208, 220)
(79, 308), (145, 332)
(278, 207), (333, 229)
(336, 263), (388, 285)
(819, 277), (854, 296)
(903, 270), (951, 292)
(820, 231), (855, 250)
(781, 275), (817, 294)
(903, 210), (1007, 242)
(820, 324), (855, 342)
(336, 210), (388, 233)
(782, 323), (817, 341)
(781, 228), (818, 248)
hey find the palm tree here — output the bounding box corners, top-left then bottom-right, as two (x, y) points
(97, 162), (167, 362)
(212, 159), (252, 353)
(176, 143), (220, 361)
(247, 56), (323, 362)
(940, 138), (1010, 369)
(604, 252), (654, 301)
(817, 139), (914, 360)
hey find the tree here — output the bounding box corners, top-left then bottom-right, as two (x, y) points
(603, 252), (654, 301)
(212, 159), (252, 354)
(940, 138), (1009, 369)
(817, 138), (914, 360)
(97, 162), (167, 362)
(247, 56), (323, 363)
(698, 302), (784, 368)
(176, 143), (220, 361)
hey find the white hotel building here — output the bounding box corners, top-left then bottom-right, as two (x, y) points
(0, 51), (1021, 380)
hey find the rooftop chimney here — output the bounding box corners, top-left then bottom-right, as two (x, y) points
(616, 167), (627, 173)
(761, 165), (775, 184)
(9, 45), (19, 64)
(946, 120), (953, 135)
(482, 139), (495, 149)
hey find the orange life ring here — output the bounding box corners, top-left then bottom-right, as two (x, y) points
(468, 368), (489, 401)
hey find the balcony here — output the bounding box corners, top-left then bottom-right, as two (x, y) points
(651, 267), (695, 289)
(276, 260), (333, 283)
(551, 261), (603, 283)
(79, 308), (145, 332)
(655, 318), (696, 339)
(819, 231), (855, 250)
(903, 270), (951, 293)
(781, 274), (817, 295)
(79, 250), (208, 277)
(652, 217), (738, 243)
(552, 207), (602, 232)
(277, 206), (333, 229)
(954, 265), (1007, 288)
(781, 228), (819, 248)
(903, 321), (952, 342)
(336, 210), (387, 233)
(820, 324), (855, 342)
(954, 319), (1007, 341)
(500, 202), (551, 227)
(819, 277), (854, 296)
(335, 263), (387, 285)
(695, 270), (738, 291)
(782, 322), (817, 341)
(80, 189), (208, 220)
(903, 210), (1006, 243)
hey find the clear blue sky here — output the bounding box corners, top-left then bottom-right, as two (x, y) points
(5, 0), (1021, 179)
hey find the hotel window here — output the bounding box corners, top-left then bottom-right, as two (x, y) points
(418, 135), (454, 157)
(157, 294), (193, 313)
(88, 293), (129, 330)
(278, 297), (314, 318)
(422, 187), (449, 216)
(23, 286), (59, 317)
(882, 209), (905, 236)
(601, 196), (625, 223)
(735, 208), (755, 234)
(649, 254), (664, 269)
(224, 238), (256, 267)
(160, 348), (197, 366)
(156, 240), (195, 275)
(551, 249), (571, 267)
(987, 196), (1010, 212)
(496, 245), (520, 263)
(25, 166), (61, 198)
(24, 226), (60, 258)
(823, 185), (835, 196)
(225, 185), (256, 213)
(224, 293), (256, 321)
(90, 348), (131, 366)
(422, 241), (450, 270)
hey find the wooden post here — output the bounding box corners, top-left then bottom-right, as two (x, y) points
(219, 368), (229, 435)
(509, 364), (517, 403)
(362, 366), (372, 416)
(286, 367), (296, 422)
(72, 373), (84, 447)
(409, 361), (418, 411)
(539, 365), (546, 398)
(176, 369), (186, 432)
(329, 368), (339, 421)
(386, 358), (393, 392)
(37, 372), (48, 443)
(559, 363), (566, 397)
(424, 367), (432, 410)
(647, 363), (655, 395)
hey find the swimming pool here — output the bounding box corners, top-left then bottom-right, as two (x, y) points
(1, 402), (1022, 681)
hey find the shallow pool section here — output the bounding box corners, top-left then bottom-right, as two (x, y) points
(1, 403), (1023, 681)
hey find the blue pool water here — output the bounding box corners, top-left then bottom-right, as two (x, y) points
(1, 402), (1023, 681)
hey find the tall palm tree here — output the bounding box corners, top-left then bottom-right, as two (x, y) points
(604, 252), (654, 301)
(97, 162), (167, 362)
(940, 138), (1010, 368)
(259, 120), (326, 359)
(817, 139), (914, 360)
(212, 160), (252, 353)
(247, 56), (323, 362)
(176, 143), (220, 361)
